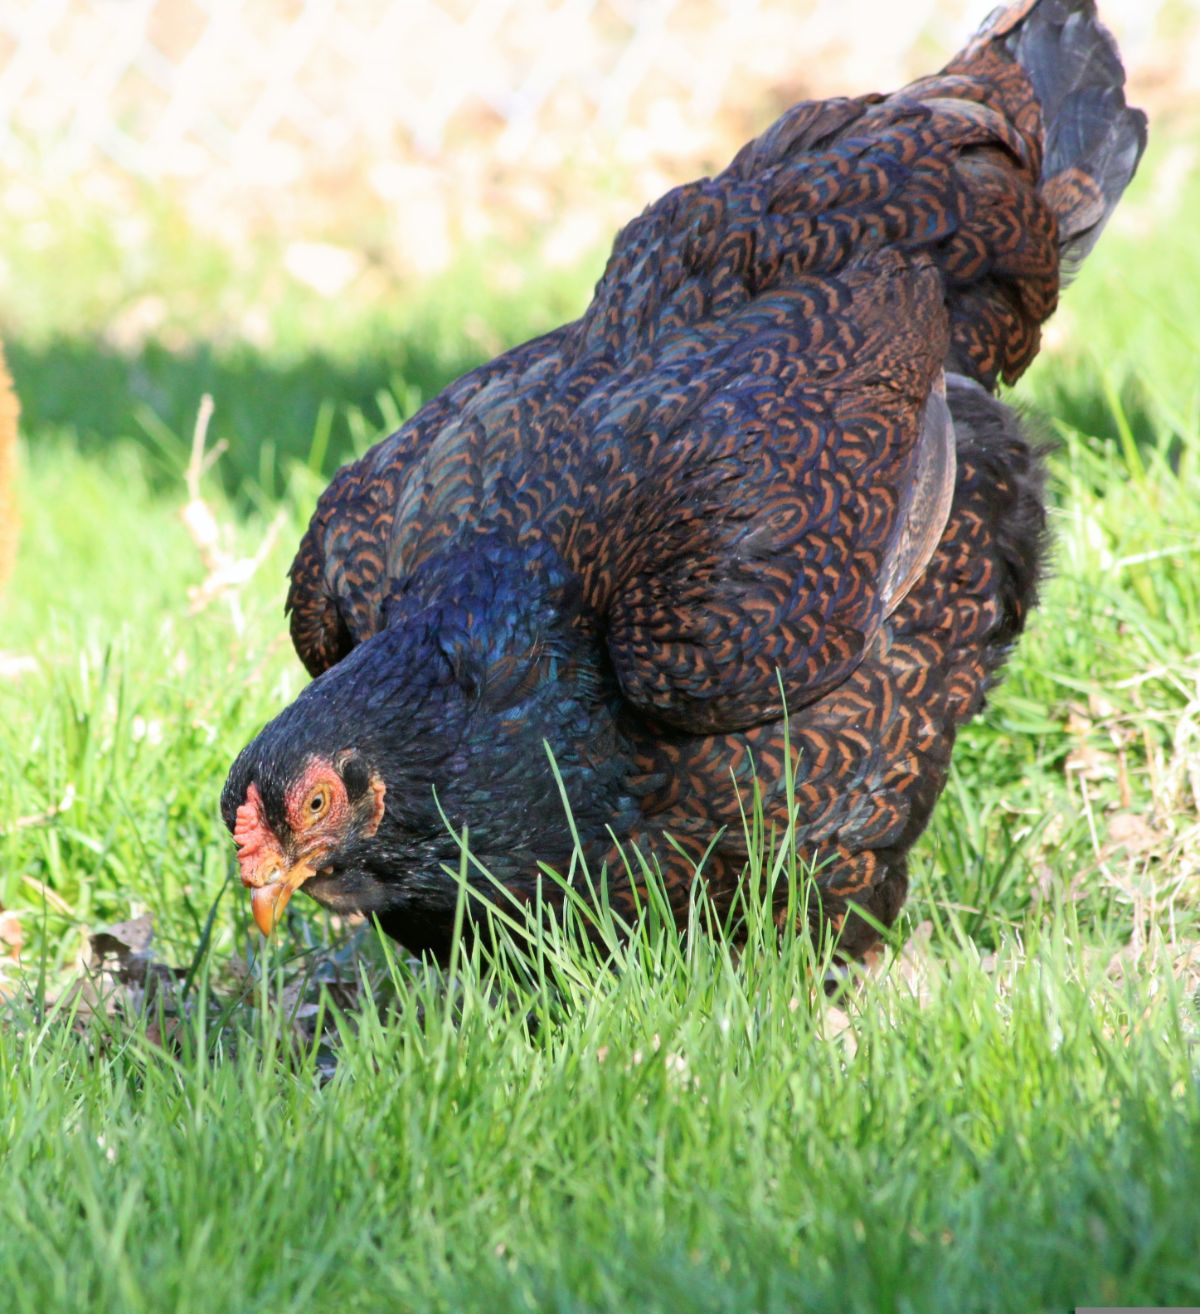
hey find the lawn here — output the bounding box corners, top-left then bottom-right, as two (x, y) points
(1, 132), (1199, 1312)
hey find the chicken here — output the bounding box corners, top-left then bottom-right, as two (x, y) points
(223, 0), (1146, 962)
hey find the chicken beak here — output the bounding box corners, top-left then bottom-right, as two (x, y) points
(247, 861), (316, 936)
(233, 782), (323, 936)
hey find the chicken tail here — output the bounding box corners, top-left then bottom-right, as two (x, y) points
(955, 0), (1148, 282)
(0, 344), (17, 595)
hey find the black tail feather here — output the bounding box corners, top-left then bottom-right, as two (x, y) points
(997, 0), (1148, 276)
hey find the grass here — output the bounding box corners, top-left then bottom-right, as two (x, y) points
(1, 913), (1196, 1312)
(1, 132), (1199, 1311)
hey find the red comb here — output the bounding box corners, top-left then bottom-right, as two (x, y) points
(233, 782), (269, 858)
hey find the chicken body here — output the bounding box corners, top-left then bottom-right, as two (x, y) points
(224, 0), (1145, 960)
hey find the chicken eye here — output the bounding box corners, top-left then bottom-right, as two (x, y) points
(305, 784), (332, 823)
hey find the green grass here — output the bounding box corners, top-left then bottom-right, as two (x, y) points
(2, 914), (1197, 1313)
(1, 136), (1199, 1312)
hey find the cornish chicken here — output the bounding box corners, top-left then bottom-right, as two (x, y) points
(224, 0), (1146, 962)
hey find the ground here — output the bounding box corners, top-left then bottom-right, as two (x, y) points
(0, 134), (1198, 1313)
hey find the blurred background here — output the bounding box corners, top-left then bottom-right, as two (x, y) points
(0, 0), (1197, 500)
(2, 0), (1196, 283)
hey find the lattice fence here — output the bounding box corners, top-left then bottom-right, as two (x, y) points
(0, 0), (1189, 270)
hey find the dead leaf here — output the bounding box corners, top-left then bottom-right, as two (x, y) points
(1105, 811), (1160, 855)
(0, 905), (21, 959)
(74, 914), (186, 1028)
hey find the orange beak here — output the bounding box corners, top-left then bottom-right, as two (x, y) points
(247, 861), (317, 936)
(233, 782), (321, 936)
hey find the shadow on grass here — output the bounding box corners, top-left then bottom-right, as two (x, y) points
(7, 323), (1173, 519)
(5, 331), (497, 506)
